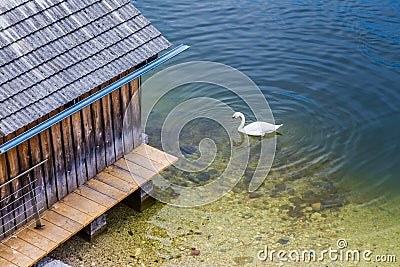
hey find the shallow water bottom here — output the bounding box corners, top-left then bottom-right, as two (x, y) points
(49, 180), (400, 267)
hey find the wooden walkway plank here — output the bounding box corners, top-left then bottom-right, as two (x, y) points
(50, 202), (92, 225)
(85, 179), (126, 201)
(95, 173), (136, 193)
(114, 159), (156, 181)
(103, 164), (136, 183)
(59, 193), (107, 218)
(0, 257), (18, 267)
(3, 236), (47, 261)
(74, 185), (116, 207)
(133, 144), (178, 166)
(124, 152), (165, 172)
(0, 243), (33, 267)
(14, 228), (57, 253)
(30, 220), (71, 244)
(41, 210), (82, 233)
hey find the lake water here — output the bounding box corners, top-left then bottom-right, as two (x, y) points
(51, 1), (400, 266)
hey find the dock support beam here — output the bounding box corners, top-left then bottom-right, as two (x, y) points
(123, 181), (155, 212)
(79, 214), (107, 241)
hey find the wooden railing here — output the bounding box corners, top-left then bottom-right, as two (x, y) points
(0, 160), (47, 238)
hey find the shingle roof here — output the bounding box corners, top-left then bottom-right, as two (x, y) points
(0, 0), (171, 137)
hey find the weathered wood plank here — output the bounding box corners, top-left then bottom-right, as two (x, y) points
(130, 77), (142, 149)
(16, 127), (34, 225)
(41, 210), (82, 233)
(101, 93), (116, 167)
(74, 185), (116, 207)
(85, 179), (126, 201)
(17, 228), (57, 253)
(29, 219), (71, 244)
(114, 158), (157, 182)
(50, 118), (67, 200)
(0, 243), (32, 267)
(92, 96), (107, 173)
(121, 70), (134, 154)
(0, 137), (12, 238)
(111, 86), (124, 160)
(60, 192), (107, 218)
(103, 164), (136, 183)
(61, 117), (78, 194)
(5, 132), (25, 233)
(95, 172), (136, 193)
(50, 202), (92, 226)
(134, 144), (178, 166)
(4, 236), (47, 261)
(81, 98), (97, 180)
(28, 121), (46, 218)
(39, 115), (58, 207)
(124, 152), (165, 173)
(0, 257), (18, 267)
(71, 112), (87, 187)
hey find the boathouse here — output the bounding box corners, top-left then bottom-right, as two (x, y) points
(0, 1), (185, 266)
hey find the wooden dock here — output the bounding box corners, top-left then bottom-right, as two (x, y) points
(0, 144), (177, 267)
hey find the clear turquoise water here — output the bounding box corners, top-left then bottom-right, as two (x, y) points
(49, 2), (400, 265)
(135, 0), (400, 204)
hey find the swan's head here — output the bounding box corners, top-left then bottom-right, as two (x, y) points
(231, 112), (242, 122)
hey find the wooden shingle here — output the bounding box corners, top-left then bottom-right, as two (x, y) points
(0, 0), (171, 137)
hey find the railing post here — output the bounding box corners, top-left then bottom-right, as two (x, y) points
(27, 173), (44, 229)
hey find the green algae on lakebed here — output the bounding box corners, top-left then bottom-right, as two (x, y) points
(48, 117), (400, 266)
(48, 173), (400, 266)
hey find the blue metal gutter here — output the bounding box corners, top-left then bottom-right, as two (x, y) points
(0, 44), (190, 155)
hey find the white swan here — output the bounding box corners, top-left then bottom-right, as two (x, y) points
(232, 112), (283, 136)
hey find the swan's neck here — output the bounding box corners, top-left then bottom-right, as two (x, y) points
(238, 113), (245, 130)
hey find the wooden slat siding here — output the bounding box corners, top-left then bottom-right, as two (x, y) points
(131, 76), (142, 149)
(111, 83), (124, 160)
(4, 133), (25, 233)
(92, 87), (107, 174)
(121, 70), (134, 154)
(102, 78), (117, 167)
(28, 121), (46, 216)
(0, 137), (11, 238)
(38, 114), (58, 208)
(71, 111), (87, 187)
(16, 127), (34, 226)
(80, 92), (97, 181)
(50, 109), (68, 200)
(61, 116), (78, 194)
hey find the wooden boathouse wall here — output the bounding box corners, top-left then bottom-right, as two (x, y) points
(0, 64), (146, 240)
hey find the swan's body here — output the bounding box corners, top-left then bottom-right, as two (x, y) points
(232, 112), (282, 136)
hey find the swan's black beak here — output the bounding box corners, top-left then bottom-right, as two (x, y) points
(231, 117), (236, 122)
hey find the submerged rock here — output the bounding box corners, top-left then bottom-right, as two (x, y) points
(312, 202), (323, 211)
(310, 212), (322, 220)
(322, 199), (344, 209)
(181, 145), (197, 155)
(277, 238), (290, 245)
(275, 183), (287, 192)
(249, 192), (263, 199)
(287, 207), (304, 218)
(190, 248), (200, 256)
(289, 197), (303, 206)
(196, 172), (211, 182)
(287, 188), (296, 195)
